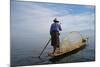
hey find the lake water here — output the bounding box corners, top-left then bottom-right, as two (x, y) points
(11, 30), (95, 66)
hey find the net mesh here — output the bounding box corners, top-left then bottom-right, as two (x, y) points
(60, 31), (83, 52)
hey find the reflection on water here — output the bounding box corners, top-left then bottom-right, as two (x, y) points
(11, 30), (95, 66)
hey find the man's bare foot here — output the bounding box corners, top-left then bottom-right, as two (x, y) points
(55, 48), (60, 54)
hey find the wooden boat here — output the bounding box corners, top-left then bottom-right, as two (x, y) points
(48, 37), (87, 57)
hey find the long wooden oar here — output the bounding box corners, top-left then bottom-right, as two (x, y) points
(38, 38), (51, 58)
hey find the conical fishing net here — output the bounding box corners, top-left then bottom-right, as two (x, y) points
(60, 31), (84, 53)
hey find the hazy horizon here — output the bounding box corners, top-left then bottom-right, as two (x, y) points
(11, 1), (95, 36)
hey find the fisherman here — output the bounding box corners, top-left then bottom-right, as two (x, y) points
(50, 18), (62, 54)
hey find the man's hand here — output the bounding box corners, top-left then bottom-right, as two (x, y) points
(58, 33), (60, 35)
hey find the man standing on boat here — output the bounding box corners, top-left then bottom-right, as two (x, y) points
(50, 18), (62, 54)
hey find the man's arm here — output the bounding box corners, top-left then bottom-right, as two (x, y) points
(50, 24), (52, 35)
(59, 24), (62, 31)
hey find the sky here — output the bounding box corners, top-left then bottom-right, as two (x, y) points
(11, 1), (95, 36)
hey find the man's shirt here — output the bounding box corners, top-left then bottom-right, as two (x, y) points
(50, 23), (62, 32)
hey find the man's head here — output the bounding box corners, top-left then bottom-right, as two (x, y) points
(53, 18), (59, 23)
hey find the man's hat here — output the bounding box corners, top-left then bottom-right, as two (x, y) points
(53, 18), (59, 22)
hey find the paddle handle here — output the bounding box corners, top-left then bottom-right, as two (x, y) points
(39, 38), (51, 58)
